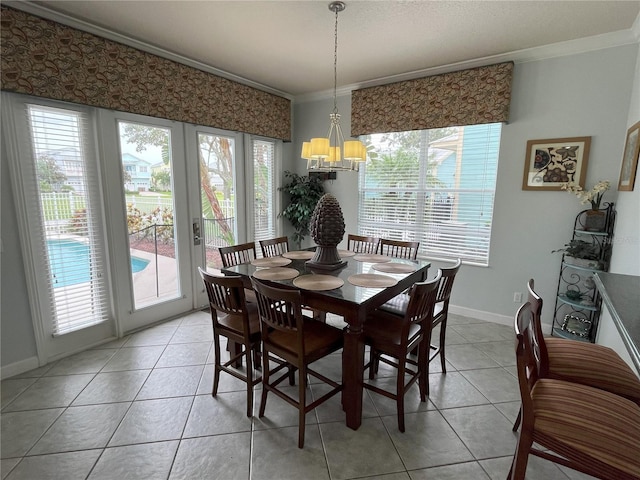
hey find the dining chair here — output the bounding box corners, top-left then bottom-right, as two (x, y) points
(218, 241), (257, 268)
(378, 259), (461, 375)
(363, 271), (441, 432)
(199, 268), (261, 417)
(512, 278), (640, 431)
(347, 234), (380, 254)
(378, 238), (420, 260)
(509, 300), (640, 480)
(250, 277), (343, 448)
(259, 236), (289, 258)
(218, 242), (258, 303)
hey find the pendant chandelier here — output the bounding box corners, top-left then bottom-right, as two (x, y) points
(302, 1), (366, 172)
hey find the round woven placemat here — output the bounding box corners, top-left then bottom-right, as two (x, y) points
(348, 273), (398, 288)
(372, 262), (417, 274)
(353, 254), (391, 263)
(282, 250), (315, 260)
(251, 257), (292, 267)
(293, 274), (344, 291)
(338, 249), (356, 258)
(252, 267), (300, 281)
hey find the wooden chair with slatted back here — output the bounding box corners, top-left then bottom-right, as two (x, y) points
(378, 238), (420, 260)
(509, 300), (640, 479)
(250, 277), (343, 448)
(364, 271), (441, 432)
(347, 234), (380, 254)
(199, 268), (261, 417)
(512, 278), (640, 431)
(259, 236), (289, 258)
(218, 241), (257, 268)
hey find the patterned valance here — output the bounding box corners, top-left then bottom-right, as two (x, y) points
(0, 6), (291, 141)
(351, 62), (513, 136)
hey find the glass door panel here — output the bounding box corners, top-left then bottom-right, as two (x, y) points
(118, 121), (181, 309)
(197, 131), (238, 269)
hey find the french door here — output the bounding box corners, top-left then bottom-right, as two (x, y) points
(4, 92), (282, 360)
(100, 111), (194, 333)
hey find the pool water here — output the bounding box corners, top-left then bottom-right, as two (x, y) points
(47, 239), (149, 288)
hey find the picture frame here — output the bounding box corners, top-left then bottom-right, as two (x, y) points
(522, 136), (591, 191)
(618, 120), (640, 191)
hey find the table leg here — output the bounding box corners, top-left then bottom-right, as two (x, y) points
(342, 320), (365, 430)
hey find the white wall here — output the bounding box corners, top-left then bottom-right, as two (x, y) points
(292, 44), (640, 327)
(609, 44), (640, 276)
(1, 133), (39, 373)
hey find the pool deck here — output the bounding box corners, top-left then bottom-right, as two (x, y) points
(131, 248), (178, 308)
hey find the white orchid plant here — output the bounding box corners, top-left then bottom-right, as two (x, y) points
(561, 180), (610, 210)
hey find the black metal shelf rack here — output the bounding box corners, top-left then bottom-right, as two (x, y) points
(551, 203), (615, 342)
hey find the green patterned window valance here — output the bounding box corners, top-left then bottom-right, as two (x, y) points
(0, 6), (291, 141)
(351, 62), (513, 136)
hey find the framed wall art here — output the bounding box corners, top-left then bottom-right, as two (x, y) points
(618, 120), (640, 191)
(522, 136), (591, 191)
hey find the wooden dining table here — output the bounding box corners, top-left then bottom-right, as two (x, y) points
(221, 249), (431, 430)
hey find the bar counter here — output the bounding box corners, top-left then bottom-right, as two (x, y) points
(594, 272), (640, 372)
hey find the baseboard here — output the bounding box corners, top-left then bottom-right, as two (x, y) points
(449, 304), (553, 333)
(449, 304), (513, 326)
(1, 356), (40, 380)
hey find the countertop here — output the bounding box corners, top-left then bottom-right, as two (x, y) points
(594, 272), (640, 371)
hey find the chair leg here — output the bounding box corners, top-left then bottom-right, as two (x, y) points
(396, 358), (406, 432)
(298, 366), (306, 448)
(512, 406), (522, 432)
(509, 429), (533, 480)
(368, 348), (378, 379)
(259, 350), (269, 418)
(245, 343), (254, 418)
(439, 318), (447, 374)
(212, 334), (222, 396)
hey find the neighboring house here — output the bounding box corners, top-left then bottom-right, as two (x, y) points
(42, 146), (85, 193)
(122, 153), (152, 192)
(150, 161), (171, 191)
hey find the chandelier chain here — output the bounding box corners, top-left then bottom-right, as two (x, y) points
(333, 4), (339, 114)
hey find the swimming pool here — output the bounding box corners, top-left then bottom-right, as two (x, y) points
(47, 239), (149, 288)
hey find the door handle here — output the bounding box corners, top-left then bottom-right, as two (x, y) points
(193, 219), (201, 246)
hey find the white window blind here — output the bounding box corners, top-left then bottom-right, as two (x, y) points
(253, 139), (276, 243)
(358, 123), (501, 266)
(25, 104), (110, 335)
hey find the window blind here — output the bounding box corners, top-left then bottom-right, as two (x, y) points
(253, 139), (277, 245)
(25, 104), (110, 335)
(358, 123), (501, 266)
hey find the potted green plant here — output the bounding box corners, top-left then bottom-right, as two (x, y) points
(552, 239), (603, 269)
(279, 171), (325, 247)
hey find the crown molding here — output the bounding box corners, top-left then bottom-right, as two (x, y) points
(295, 28), (640, 104)
(4, 1), (294, 101)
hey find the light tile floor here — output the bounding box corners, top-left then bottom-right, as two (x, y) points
(1, 312), (596, 480)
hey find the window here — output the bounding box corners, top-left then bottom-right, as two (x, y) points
(20, 103), (110, 335)
(358, 123), (501, 265)
(252, 139), (277, 243)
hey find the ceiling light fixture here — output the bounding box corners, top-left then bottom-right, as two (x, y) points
(302, 1), (366, 172)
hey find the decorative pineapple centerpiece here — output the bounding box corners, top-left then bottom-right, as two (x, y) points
(307, 193), (347, 270)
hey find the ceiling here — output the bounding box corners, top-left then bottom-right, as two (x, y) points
(14, 1), (640, 99)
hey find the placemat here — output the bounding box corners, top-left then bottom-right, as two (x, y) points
(253, 267), (300, 281)
(372, 262), (418, 274)
(348, 273), (398, 288)
(338, 249), (356, 257)
(353, 254), (391, 263)
(282, 250), (315, 260)
(293, 274), (344, 291)
(251, 257), (292, 267)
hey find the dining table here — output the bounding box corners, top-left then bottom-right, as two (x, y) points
(221, 248), (431, 430)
